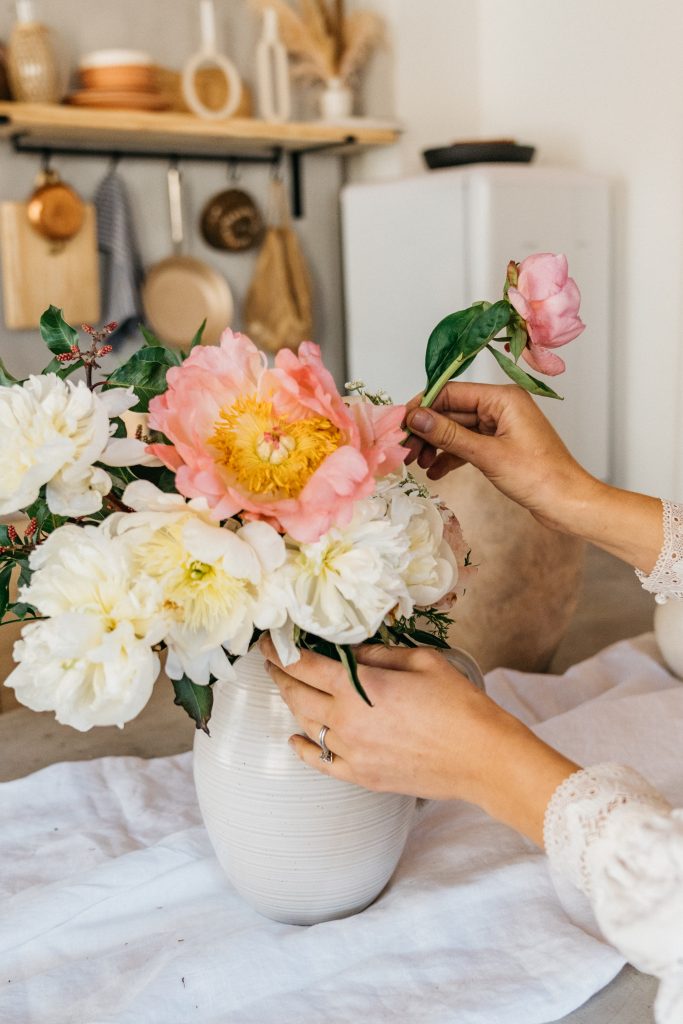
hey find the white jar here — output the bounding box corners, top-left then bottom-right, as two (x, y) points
(319, 76), (353, 121)
(654, 599), (683, 678)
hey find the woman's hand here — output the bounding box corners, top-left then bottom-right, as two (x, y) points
(260, 636), (578, 847)
(403, 381), (663, 573)
(404, 382), (598, 535)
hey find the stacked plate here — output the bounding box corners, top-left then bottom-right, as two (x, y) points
(68, 50), (169, 111)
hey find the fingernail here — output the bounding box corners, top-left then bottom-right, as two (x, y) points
(408, 410), (433, 433)
(288, 736), (296, 747)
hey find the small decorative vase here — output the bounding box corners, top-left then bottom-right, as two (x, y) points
(654, 599), (683, 678)
(193, 644), (484, 925)
(319, 76), (353, 121)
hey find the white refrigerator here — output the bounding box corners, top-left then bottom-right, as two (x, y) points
(341, 165), (612, 479)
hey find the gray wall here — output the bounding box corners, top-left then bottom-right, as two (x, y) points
(0, 0), (346, 381)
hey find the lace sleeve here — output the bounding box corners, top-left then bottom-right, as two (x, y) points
(544, 764), (683, 1024)
(635, 499), (683, 602)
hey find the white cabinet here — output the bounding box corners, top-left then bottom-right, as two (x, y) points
(342, 165), (612, 479)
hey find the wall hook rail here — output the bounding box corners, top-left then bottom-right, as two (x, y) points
(4, 125), (357, 219)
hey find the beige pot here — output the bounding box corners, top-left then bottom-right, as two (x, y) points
(412, 465), (585, 673)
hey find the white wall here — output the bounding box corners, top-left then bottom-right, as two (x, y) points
(0, 0), (346, 382)
(351, 0), (683, 499)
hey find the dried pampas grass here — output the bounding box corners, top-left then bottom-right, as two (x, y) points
(339, 10), (383, 85)
(251, 0), (383, 87)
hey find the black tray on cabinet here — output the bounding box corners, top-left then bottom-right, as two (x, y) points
(423, 141), (536, 169)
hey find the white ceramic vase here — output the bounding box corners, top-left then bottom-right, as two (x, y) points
(654, 598), (683, 678)
(194, 645), (485, 925)
(319, 76), (353, 121)
(193, 646), (416, 924)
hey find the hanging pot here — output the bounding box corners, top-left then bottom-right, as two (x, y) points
(142, 164), (233, 348)
(193, 644), (484, 925)
(200, 186), (264, 252)
(26, 166), (85, 242)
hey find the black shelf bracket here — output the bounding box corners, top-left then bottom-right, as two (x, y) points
(1, 121), (357, 219)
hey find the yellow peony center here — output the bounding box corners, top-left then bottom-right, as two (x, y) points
(209, 395), (343, 499)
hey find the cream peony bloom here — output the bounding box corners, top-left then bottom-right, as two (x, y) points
(7, 615), (161, 731)
(0, 375), (151, 517)
(119, 481), (287, 685)
(384, 487), (459, 614)
(270, 486), (458, 665)
(6, 519), (168, 730)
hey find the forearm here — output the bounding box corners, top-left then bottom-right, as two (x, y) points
(552, 476), (663, 575)
(465, 711), (579, 847)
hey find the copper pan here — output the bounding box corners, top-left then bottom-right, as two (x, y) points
(142, 165), (233, 348)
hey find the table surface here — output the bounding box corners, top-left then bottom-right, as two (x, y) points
(0, 547), (658, 1024)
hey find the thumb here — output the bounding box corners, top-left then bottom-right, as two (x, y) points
(406, 407), (490, 465)
(354, 644), (410, 670)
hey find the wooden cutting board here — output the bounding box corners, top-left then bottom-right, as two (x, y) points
(0, 202), (101, 329)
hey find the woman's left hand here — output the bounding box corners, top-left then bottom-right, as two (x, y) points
(260, 637), (579, 846)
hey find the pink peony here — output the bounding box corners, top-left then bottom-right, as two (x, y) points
(437, 503), (478, 607)
(147, 331), (407, 543)
(508, 253), (585, 376)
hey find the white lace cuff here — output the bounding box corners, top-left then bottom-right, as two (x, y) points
(635, 499), (683, 603)
(543, 763), (672, 896)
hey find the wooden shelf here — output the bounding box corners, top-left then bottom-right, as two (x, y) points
(0, 102), (400, 159)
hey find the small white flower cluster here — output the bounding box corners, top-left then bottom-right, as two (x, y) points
(0, 374), (155, 518)
(6, 478), (459, 731)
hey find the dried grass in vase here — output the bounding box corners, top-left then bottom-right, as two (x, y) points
(251, 0), (383, 87)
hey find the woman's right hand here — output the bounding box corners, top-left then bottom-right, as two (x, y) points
(404, 382), (600, 535)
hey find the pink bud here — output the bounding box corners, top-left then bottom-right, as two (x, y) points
(24, 518), (37, 539)
(7, 524), (18, 543)
(97, 345), (113, 357)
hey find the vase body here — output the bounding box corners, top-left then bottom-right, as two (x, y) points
(7, 3), (60, 103)
(319, 77), (353, 120)
(654, 599), (683, 678)
(193, 647), (417, 925)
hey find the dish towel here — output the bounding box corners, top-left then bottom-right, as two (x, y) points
(94, 168), (143, 343)
(1, 634), (681, 1024)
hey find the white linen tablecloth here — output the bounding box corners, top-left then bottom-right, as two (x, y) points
(1, 634), (681, 1024)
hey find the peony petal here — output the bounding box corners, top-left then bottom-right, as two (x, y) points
(98, 386), (138, 418)
(517, 253), (568, 300)
(101, 437), (160, 467)
(521, 344), (567, 376)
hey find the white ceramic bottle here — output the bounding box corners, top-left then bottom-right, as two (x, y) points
(256, 7), (291, 123)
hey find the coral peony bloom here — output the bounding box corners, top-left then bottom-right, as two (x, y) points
(147, 331), (407, 543)
(508, 253), (585, 376)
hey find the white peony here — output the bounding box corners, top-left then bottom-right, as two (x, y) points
(6, 614), (161, 731)
(384, 487), (459, 614)
(270, 486), (458, 665)
(0, 375), (151, 517)
(6, 519), (168, 730)
(118, 481), (287, 685)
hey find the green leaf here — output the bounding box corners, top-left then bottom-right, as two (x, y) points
(171, 674), (214, 733)
(9, 601), (38, 620)
(41, 356), (85, 379)
(423, 300), (513, 406)
(487, 345), (564, 399)
(39, 306), (79, 355)
(24, 496), (67, 537)
(402, 627), (450, 650)
(508, 321), (528, 362)
(0, 564), (14, 621)
(425, 306), (481, 383)
(336, 644), (373, 707)
(0, 356), (19, 387)
(104, 346), (180, 412)
(188, 319), (206, 351)
(140, 324), (164, 348)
